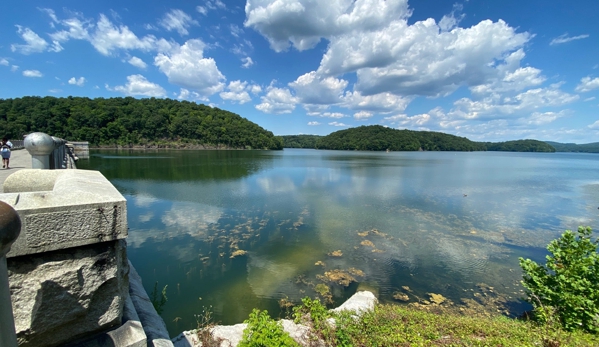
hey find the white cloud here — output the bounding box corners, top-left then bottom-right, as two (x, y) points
(584, 97), (596, 102)
(341, 91), (411, 113)
(220, 80), (252, 104)
(289, 71), (348, 105)
(589, 120), (599, 129)
(154, 39), (225, 97)
(128, 56), (147, 69)
(520, 111), (568, 126)
(383, 113), (431, 127)
(354, 111), (373, 120)
(177, 88), (202, 100)
(328, 121), (348, 127)
(109, 74), (166, 97)
(196, 6), (208, 15)
(0, 59), (8, 66)
(91, 14), (156, 55)
(11, 26), (49, 54)
(255, 84), (298, 114)
(230, 24), (244, 38)
(575, 76), (599, 93)
(48, 89), (62, 93)
(68, 77), (86, 86)
(159, 9), (197, 36)
(249, 84), (262, 94)
(11, 65), (19, 72)
(23, 70), (43, 77)
(308, 121), (321, 126)
(245, 0), (411, 52)
(241, 56), (254, 68)
(309, 112), (346, 118)
(550, 33), (589, 45)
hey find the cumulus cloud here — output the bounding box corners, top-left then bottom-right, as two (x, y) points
(245, 0), (411, 52)
(589, 120), (599, 129)
(91, 14), (157, 55)
(383, 113), (431, 127)
(328, 121), (348, 127)
(575, 76), (599, 93)
(11, 65), (19, 72)
(308, 121), (321, 126)
(0, 59), (8, 66)
(177, 88), (202, 100)
(354, 111), (373, 120)
(109, 74), (166, 97)
(23, 70), (43, 77)
(68, 76), (86, 86)
(520, 110), (569, 126)
(241, 56), (254, 68)
(255, 84), (298, 114)
(550, 33), (590, 45)
(219, 80), (253, 104)
(154, 39), (225, 97)
(341, 91), (411, 113)
(160, 9), (197, 36)
(128, 56), (147, 69)
(11, 26), (49, 54)
(309, 112), (346, 118)
(289, 71), (348, 105)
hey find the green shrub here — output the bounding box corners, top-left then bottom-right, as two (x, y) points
(239, 309), (299, 347)
(519, 226), (599, 333)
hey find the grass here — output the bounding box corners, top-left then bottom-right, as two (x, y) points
(326, 303), (599, 347)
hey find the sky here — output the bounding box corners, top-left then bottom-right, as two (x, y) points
(1, 0), (598, 143)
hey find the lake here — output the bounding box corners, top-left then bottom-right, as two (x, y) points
(78, 149), (599, 336)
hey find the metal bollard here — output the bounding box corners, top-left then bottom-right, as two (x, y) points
(24, 132), (56, 169)
(0, 201), (21, 347)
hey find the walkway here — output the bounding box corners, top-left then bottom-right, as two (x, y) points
(0, 149), (32, 189)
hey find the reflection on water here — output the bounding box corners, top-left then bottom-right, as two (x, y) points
(78, 149), (599, 336)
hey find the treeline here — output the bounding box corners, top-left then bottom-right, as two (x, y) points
(0, 96), (283, 149)
(281, 126), (556, 152)
(544, 141), (599, 153)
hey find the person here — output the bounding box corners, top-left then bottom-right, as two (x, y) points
(1, 137), (13, 169)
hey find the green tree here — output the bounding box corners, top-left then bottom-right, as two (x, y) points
(519, 226), (599, 333)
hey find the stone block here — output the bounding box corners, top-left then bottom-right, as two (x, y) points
(0, 169), (127, 257)
(7, 240), (129, 347)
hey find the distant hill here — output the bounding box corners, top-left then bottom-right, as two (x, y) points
(281, 126), (556, 152)
(0, 96), (283, 150)
(545, 141), (599, 153)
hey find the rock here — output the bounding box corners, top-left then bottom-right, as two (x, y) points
(8, 240), (129, 347)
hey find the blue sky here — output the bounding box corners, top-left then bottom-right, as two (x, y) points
(1, 0), (598, 143)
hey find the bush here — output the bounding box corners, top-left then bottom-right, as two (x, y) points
(238, 309), (299, 347)
(519, 226), (599, 333)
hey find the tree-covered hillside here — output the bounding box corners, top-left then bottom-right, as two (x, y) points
(284, 126), (485, 151)
(545, 141), (599, 153)
(0, 96), (283, 149)
(282, 126), (558, 152)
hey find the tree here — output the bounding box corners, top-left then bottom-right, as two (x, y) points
(519, 226), (599, 333)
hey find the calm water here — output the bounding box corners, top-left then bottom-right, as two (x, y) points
(78, 149), (599, 336)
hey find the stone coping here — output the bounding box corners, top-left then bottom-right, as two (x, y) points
(1, 169), (127, 257)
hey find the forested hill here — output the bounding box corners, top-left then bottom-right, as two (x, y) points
(281, 126), (556, 152)
(0, 96), (283, 149)
(544, 141), (599, 153)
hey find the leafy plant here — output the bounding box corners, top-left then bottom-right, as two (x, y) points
(519, 226), (599, 333)
(150, 282), (168, 315)
(239, 309), (299, 347)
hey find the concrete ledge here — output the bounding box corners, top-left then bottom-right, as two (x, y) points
(0, 169), (127, 257)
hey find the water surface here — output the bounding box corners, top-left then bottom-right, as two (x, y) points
(78, 149), (599, 336)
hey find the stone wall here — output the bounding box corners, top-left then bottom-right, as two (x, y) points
(1, 169), (130, 347)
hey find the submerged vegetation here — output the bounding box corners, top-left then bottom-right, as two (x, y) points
(282, 125), (556, 152)
(0, 96), (283, 149)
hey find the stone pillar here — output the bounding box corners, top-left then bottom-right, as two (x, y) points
(24, 132), (56, 169)
(0, 201), (21, 347)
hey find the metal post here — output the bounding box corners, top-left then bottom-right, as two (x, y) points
(24, 132), (56, 169)
(0, 201), (21, 347)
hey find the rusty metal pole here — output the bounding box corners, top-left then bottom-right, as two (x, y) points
(0, 201), (21, 347)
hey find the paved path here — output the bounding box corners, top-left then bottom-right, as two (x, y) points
(0, 149), (32, 190)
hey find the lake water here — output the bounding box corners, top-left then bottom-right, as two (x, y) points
(78, 149), (599, 336)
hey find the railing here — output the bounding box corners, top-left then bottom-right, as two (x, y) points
(23, 132), (77, 169)
(0, 201), (21, 347)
